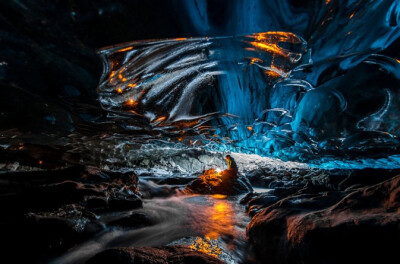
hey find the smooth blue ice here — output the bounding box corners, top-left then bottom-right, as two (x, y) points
(97, 0), (400, 168)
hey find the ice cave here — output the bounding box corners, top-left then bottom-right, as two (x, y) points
(1, 1), (400, 263)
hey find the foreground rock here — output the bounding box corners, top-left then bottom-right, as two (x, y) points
(185, 176), (253, 195)
(86, 246), (224, 264)
(0, 165), (143, 262)
(247, 174), (400, 264)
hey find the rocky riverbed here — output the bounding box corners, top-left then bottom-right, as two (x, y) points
(1, 157), (399, 264)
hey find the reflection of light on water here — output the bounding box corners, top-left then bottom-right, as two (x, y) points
(190, 196), (236, 257)
(190, 237), (222, 258)
(206, 200), (235, 239)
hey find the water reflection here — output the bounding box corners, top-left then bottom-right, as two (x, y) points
(53, 191), (249, 264)
(188, 194), (244, 260)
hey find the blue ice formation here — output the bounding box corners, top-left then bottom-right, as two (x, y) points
(97, 0), (400, 166)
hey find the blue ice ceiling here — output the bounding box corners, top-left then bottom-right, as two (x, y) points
(98, 0), (400, 165)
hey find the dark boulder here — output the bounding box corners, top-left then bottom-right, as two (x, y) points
(108, 212), (154, 228)
(247, 174), (400, 264)
(108, 194), (143, 211)
(185, 176), (253, 195)
(241, 193), (280, 216)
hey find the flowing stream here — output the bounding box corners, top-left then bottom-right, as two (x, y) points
(52, 179), (258, 264)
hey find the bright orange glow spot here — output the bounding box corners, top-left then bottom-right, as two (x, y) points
(199, 169), (222, 187)
(251, 31), (302, 43)
(349, 12), (355, 19)
(125, 99), (137, 108)
(265, 69), (282, 78)
(109, 71), (116, 78)
(153, 116), (166, 123)
(250, 42), (287, 57)
(212, 194), (227, 199)
(189, 237), (222, 258)
(395, 58), (400, 64)
(174, 38), (187, 41)
(127, 83), (137, 88)
(118, 46), (134, 52)
(38, 160), (43, 165)
(249, 57), (263, 64)
(116, 88), (123, 94)
(326, 0), (331, 4)
(247, 126), (253, 132)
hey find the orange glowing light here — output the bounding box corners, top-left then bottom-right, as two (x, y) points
(109, 71), (116, 78)
(38, 160), (43, 165)
(265, 69), (282, 78)
(174, 38), (187, 41)
(205, 199), (235, 240)
(211, 194), (227, 199)
(199, 169), (222, 187)
(125, 99), (137, 107)
(116, 88), (123, 94)
(127, 83), (137, 88)
(118, 46), (134, 52)
(171, 120), (199, 129)
(395, 58), (400, 64)
(247, 126), (253, 132)
(250, 42), (287, 57)
(349, 12), (355, 19)
(251, 32), (302, 43)
(153, 116), (166, 123)
(326, 0), (331, 4)
(249, 58), (263, 64)
(189, 237), (222, 258)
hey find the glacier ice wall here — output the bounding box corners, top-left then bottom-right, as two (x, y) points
(97, 0), (400, 164)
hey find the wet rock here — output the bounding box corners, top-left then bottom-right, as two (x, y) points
(86, 246), (224, 264)
(186, 176), (253, 195)
(85, 196), (108, 211)
(243, 193), (280, 216)
(153, 176), (198, 185)
(11, 204), (104, 261)
(108, 212), (154, 228)
(338, 168), (400, 190)
(268, 180), (284, 188)
(247, 175), (400, 264)
(108, 194), (143, 211)
(139, 180), (177, 198)
(0, 165), (141, 212)
(0, 165), (141, 262)
(245, 168), (271, 186)
(22, 180), (103, 210)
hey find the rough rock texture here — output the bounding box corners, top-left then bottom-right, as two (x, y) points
(86, 246), (224, 264)
(185, 176), (253, 195)
(247, 174), (400, 264)
(0, 165), (143, 262)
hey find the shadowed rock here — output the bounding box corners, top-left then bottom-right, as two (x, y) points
(247, 174), (400, 264)
(86, 246), (224, 264)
